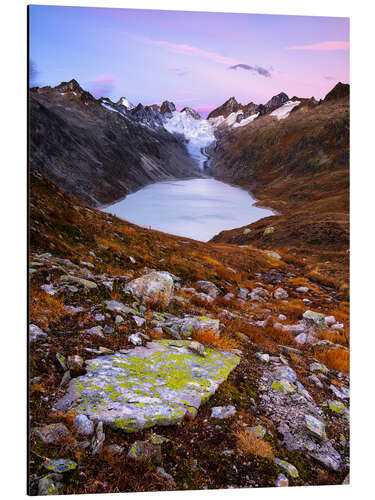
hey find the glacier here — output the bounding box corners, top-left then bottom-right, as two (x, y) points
(164, 110), (216, 170)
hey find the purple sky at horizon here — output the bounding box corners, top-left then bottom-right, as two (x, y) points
(29, 5), (349, 117)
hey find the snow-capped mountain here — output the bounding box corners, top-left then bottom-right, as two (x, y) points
(117, 96), (134, 109)
(164, 109), (216, 169)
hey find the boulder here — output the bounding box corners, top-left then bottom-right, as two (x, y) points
(125, 271), (174, 308)
(55, 340), (240, 432)
(195, 280), (219, 298)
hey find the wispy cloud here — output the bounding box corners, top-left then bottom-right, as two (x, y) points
(228, 63), (271, 78)
(324, 75), (336, 81)
(170, 68), (189, 77)
(286, 41), (349, 51)
(89, 75), (117, 97)
(125, 32), (240, 66)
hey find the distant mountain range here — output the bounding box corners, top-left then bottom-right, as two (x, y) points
(29, 78), (349, 208)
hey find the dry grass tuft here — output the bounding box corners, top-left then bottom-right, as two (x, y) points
(193, 329), (240, 352)
(234, 427), (274, 460)
(29, 290), (69, 329)
(315, 347), (349, 374)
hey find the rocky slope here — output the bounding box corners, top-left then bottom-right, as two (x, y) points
(208, 84), (349, 296)
(28, 170), (349, 495)
(29, 80), (200, 207)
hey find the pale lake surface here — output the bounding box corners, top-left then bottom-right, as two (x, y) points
(104, 178), (273, 242)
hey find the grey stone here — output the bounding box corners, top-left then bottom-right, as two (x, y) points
(74, 414), (94, 436)
(275, 473), (289, 487)
(67, 355), (83, 371)
(275, 458), (299, 478)
(303, 310), (326, 328)
(211, 405), (236, 419)
(91, 421), (105, 455)
(55, 340), (240, 431)
(305, 414), (326, 440)
(38, 473), (64, 495)
(128, 332), (143, 346)
(133, 315), (146, 327)
(105, 300), (135, 315)
(29, 324), (47, 343)
(43, 458), (77, 473)
(274, 287), (288, 300)
(125, 271), (174, 308)
(195, 280), (219, 298)
(32, 423), (71, 445)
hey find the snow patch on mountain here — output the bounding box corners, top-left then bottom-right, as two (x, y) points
(164, 110), (216, 169)
(270, 100), (300, 120)
(232, 113), (259, 128)
(118, 97), (134, 109)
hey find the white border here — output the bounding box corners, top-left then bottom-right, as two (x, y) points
(1, 0), (374, 499)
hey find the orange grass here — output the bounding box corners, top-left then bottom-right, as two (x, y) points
(234, 428), (274, 460)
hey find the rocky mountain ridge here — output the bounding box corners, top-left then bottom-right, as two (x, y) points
(29, 80), (201, 207)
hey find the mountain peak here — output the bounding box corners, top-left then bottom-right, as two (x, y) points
(181, 107), (201, 120)
(207, 96), (243, 120)
(264, 92), (289, 112)
(324, 82), (350, 101)
(160, 101), (176, 114)
(117, 96), (134, 109)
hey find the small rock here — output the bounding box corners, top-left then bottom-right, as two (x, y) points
(67, 355), (84, 371)
(38, 473), (64, 495)
(275, 473), (289, 487)
(74, 414), (94, 436)
(115, 315), (124, 324)
(195, 280), (219, 298)
(85, 326), (103, 336)
(29, 324), (47, 343)
(305, 414), (326, 440)
(127, 440), (162, 464)
(325, 315), (336, 326)
(327, 400), (348, 417)
(274, 287), (288, 299)
(43, 458), (77, 473)
(133, 315), (146, 327)
(95, 314), (105, 321)
(275, 458), (299, 478)
(92, 421), (105, 455)
(33, 423), (71, 445)
(188, 341), (206, 357)
(249, 425), (266, 439)
(310, 362), (329, 374)
(156, 466), (175, 484)
(211, 405), (236, 419)
(56, 353), (67, 371)
(271, 379), (295, 394)
(303, 310), (326, 328)
(296, 286), (309, 293)
(278, 314), (287, 321)
(128, 332), (143, 346)
(255, 352), (270, 363)
(268, 251), (281, 260)
(103, 325), (114, 335)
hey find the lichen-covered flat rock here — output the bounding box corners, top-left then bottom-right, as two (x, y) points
(55, 340), (240, 432)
